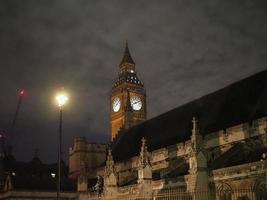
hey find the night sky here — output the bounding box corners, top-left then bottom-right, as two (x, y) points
(0, 0), (266, 163)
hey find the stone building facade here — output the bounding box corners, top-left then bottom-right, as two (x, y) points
(69, 137), (107, 180)
(69, 44), (267, 200)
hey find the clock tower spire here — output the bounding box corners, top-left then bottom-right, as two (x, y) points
(110, 42), (147, 140)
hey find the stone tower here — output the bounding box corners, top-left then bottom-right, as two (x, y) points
(110, 42), (146, 140)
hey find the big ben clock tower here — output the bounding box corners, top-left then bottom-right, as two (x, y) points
(110, 42), (146, 140)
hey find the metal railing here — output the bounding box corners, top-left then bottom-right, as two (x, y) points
(85, 186), (267, 200)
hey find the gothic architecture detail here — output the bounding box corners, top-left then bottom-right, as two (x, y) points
(110, 42), (146, 140)
(188, 116), (206, 174)
(103, 149), (117, 197)
(104, 148), (115, 178)
(138, 137), (150, 168)
(191, 116), (202, 153)
(123, 90), (134, 130)
(187, 117), (210, 199)
(136, 138), (153, 198)
(137, 138), (152, 183)
(69, 46), (267, 200)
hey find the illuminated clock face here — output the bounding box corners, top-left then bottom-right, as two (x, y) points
(112, 97), (121, 112)
(130, 96), (142, 111)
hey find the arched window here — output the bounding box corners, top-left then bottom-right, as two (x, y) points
(217, 183), (232, 200)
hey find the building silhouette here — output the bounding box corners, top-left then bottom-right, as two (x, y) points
(0, 150), (77, 199)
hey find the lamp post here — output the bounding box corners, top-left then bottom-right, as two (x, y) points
(55, 93), (68, 200)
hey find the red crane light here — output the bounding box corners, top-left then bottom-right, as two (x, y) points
(19, 90), (24, 96)
(0, 132), (7, 139)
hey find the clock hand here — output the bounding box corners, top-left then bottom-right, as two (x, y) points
(132, 100), (141, 105)
(114, 101), (119, 107)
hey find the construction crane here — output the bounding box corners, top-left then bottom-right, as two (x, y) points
(1, 89), (25, 157)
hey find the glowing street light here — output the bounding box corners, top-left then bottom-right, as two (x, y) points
(56, 93), (68, 108)
(55, 91), (68, 200)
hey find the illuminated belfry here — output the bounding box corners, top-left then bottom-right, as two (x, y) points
(110, 42), (146, 140)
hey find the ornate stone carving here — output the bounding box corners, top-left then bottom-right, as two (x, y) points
(103, 148), (118, 197)
(138, 137), (151, 169)
(138, 137), (152, 183)
(104, 148), (115, 177)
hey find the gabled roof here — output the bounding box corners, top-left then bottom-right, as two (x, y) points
(112, 70), (267, 161)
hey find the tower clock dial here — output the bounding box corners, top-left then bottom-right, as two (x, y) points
(130, 96), (142, 111)
(113, 97), (121, 112)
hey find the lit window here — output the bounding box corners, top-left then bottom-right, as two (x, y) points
(51, 173), (56, 178)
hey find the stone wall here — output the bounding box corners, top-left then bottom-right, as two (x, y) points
(69, 137), (107, 179)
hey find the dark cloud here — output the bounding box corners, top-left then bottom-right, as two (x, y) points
(0, 0), (266, 162)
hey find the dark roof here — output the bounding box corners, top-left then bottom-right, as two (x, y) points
(120, 42), (135, 65)
(112, 69), (267, 161)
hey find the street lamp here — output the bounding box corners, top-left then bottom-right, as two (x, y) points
(55, 92), (68, 200)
